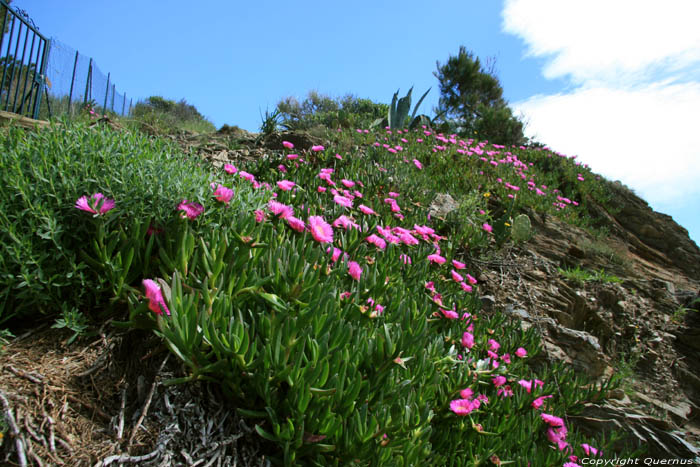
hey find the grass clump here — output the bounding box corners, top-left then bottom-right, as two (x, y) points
(558, 266), (622, 286)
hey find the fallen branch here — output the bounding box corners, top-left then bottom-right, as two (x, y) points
(92, 447), (161, 467)
(128, 354), (169, 447)
(0, 388), (28, 467)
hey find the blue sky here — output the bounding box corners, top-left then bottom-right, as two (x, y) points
(12, 0), (700, 245)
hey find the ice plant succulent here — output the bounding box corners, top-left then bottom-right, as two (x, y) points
(308, 216), (333, 243)
(142, 279), (170, 316)
(212, 184), (234, 204)
(75, 193), (115, 215)
(348, 261), (362, 281)
(177, 200), (204, 220)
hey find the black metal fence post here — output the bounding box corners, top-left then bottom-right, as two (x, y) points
(84, 57), (92, 106)
(32, 37), (48, 119)
(103, 71), (109, 115)
(67, 49), (78, 116)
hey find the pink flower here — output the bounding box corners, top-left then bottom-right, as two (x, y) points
(286, 153), (299, 160)
(427, 253), (446, 265)
(425, 281), (436, 293)
(268, 200), (294, 219)
(450, 270), (464, 282)
(482, 223), (493, 233)
(308, 216), (333, 243)
(348, 261), (362, 281)
(492, 375), (507, 387)
(488, 339), (500, 352)
(460, 282), (473, 292)
(286, 216), (306, 232)
(449, 399), (477, 415)
(75, 193), (115, 214)
(414, 224), (434, 236)
(442, 309), (459, 319)
(278, 164), (287, 173)
(388, 192), (399, 198)
(239, 171), (256, 182)
(541, 413), (564, 427)
(341, 179), (355, 188)
(460, 388), (474, 399)
(515, 347), (528, 358)
(532, 395), (553, 410)
(333, 215), (360, 230)
(311, 145), (325, 152)
(317, 186), (326, 193)
(277, 180), (295, 191)
(340, 291), (351, 300)
(177, 200), (204, 219)
(466, 274), (478, 285)
(143, 279), (170, 316)
(547, 427), (569, 451)
(254, 210), (266, 222)
(224, 163), (238, 174)
(452, 260), (466, 269)
(333, 195), (353, 209)
(212, 184), (234, 204)
(358, 204), (376, 215)
(366, 234), (387, 250)
(461, 332), (474, 349)
(581, 443), (601, 457)
(282, 140), (294, 149)
(413, 159), (423, 170)
(328, 247), (343, 263)
(497, 385), (514, 397)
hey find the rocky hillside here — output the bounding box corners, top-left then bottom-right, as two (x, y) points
(1, 123), (699, 465)
(187, 128), (700, 459)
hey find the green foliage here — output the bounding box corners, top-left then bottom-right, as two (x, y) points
(385, 86), (431, 130)
(258, 107), (281, 138)
(51, 305), (90, 344)
(129, 96), (215, 134)
(277, 91), (388, 130)
(0, 122), (261, 323)
(434, 46), (526, 145)
(558, 266), (622, 286)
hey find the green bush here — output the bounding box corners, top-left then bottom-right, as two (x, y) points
(277, 91), (388, 130)
(130, 96), (216, 134)
(0, 122), (260, 323)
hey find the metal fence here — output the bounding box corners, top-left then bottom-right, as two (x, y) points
(0, 0), (133, 120)
(0, 0), (49, 119)
(43, 38), (133, 119)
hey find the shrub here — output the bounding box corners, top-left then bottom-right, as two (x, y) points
(130, 96), (216, 134)
(277, 91), (388, 131)
(0, 122), (261, 323)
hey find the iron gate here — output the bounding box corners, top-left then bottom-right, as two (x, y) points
(0, 0), (49, 119)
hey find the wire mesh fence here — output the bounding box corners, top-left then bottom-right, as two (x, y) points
(40, 38), (133, 119)
(1, 0), (133, 120)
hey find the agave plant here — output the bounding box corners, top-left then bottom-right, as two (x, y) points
(386, 86), (431, 130)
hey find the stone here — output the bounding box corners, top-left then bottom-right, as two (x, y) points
(428, 193), (458, 219)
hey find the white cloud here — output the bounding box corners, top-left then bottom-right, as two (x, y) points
(502, 0), (700, 85)
(514, 82), (700, 207)
(502, 0), (700, 234)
